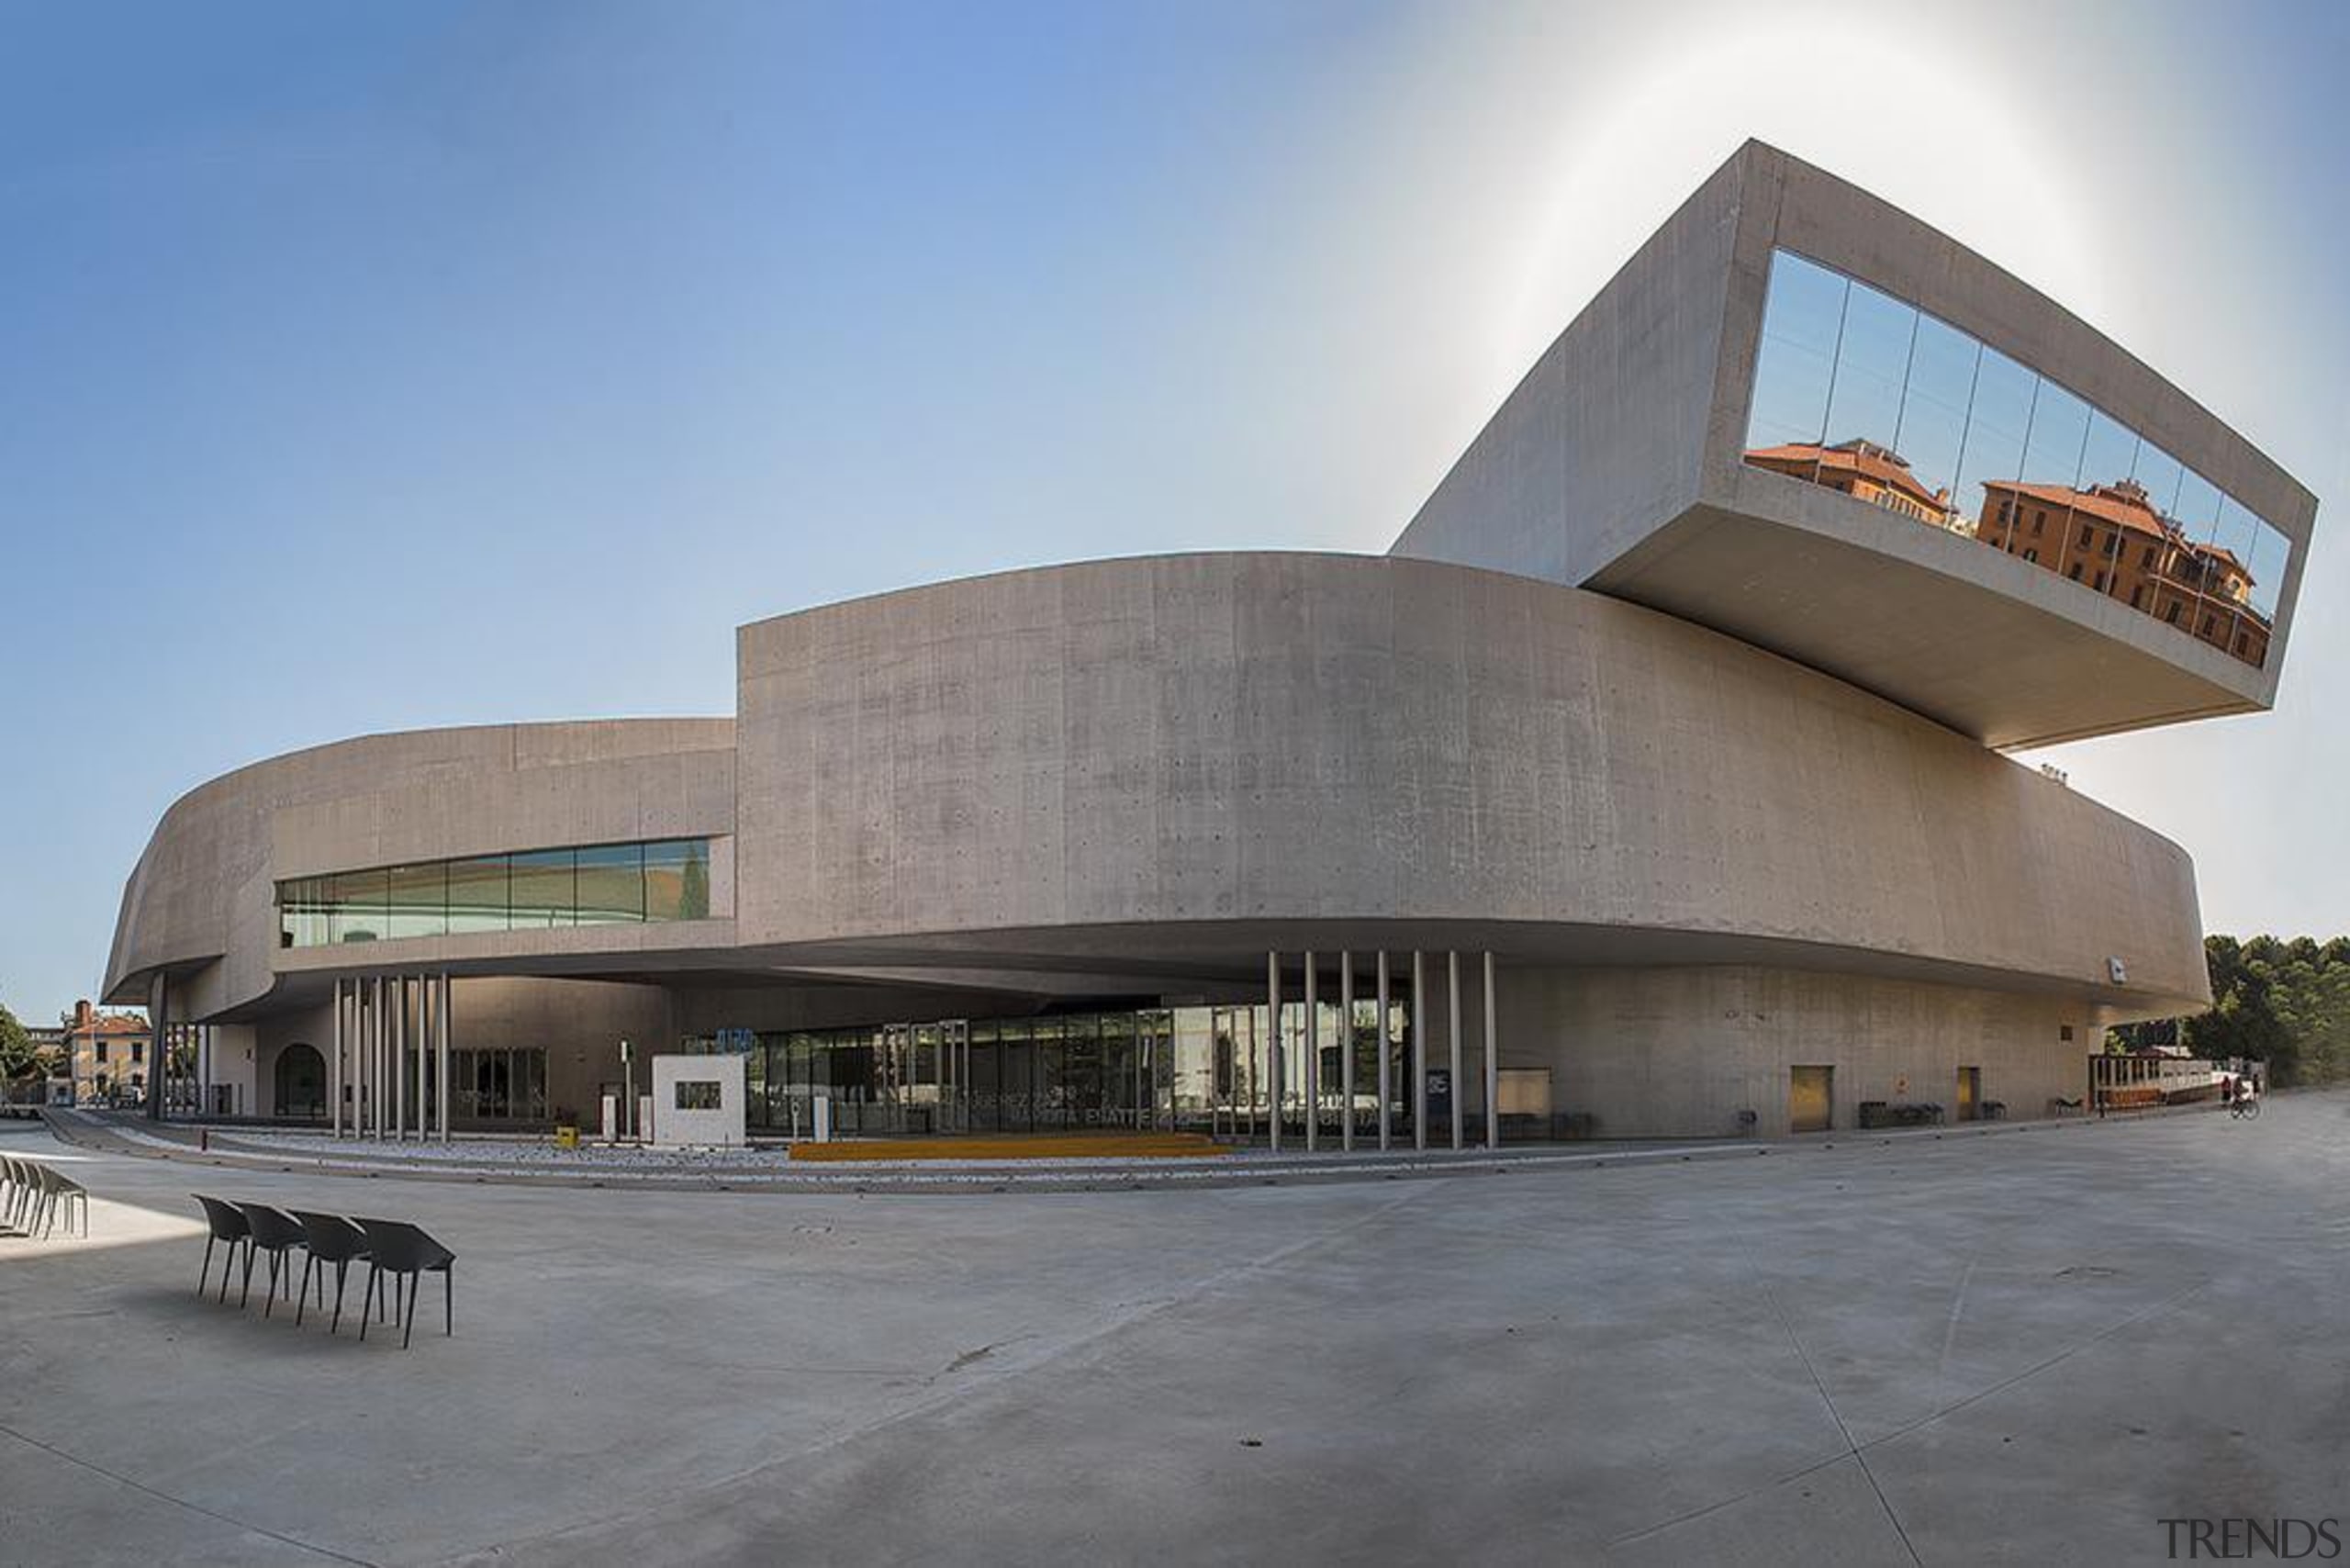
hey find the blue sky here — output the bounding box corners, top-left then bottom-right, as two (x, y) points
(4, 0), (2345, 1022)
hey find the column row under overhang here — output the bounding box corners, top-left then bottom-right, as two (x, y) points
(1264, 948), (1501, 1155)
(330, 973), (453, 1143)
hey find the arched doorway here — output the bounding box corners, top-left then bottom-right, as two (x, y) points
(274, 1042), (325, 1119)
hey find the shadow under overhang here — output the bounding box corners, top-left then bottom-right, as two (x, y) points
(196, 916), (2207, 1025)
(1588, 494), (2271, 750)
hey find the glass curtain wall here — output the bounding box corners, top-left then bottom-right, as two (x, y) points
(376, 1048), (552, 1126)
(687, 998), (1415, 1140)
(446, 1047), (548, 1123)
(1744, 247), (2293, 667)
(280, 838), (713, 948)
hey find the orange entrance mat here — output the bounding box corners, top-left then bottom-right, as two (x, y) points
(786, 1132), (1231, 1162)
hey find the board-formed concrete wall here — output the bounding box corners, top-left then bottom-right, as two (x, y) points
(1497, 965), (2087, 1139)
(109, 546), (2209, 1112)
(735, 551), (2208, 1014)
(1388, 148), (1741, 586)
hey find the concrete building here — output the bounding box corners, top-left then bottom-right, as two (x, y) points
(61, 1002), (151, 1109)
(101, 142), (2316, 1144)
(1744, 438), (1960, 530)
(1973, 476), (2272, 666)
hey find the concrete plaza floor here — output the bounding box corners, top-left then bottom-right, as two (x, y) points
(2, 1094), (2344, 1566)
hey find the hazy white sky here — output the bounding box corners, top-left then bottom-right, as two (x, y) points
(4, 0), (2343, 1018)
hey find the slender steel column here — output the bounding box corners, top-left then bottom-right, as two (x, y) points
(354, 978), (364, 1137)
(413, 982), (427, 1142)
(1245, 1003), (1258, 1140)
(1338, 951), (1356, 1152)
(1448, 950), (1464, 1150)
(369, 977), (381, 1137)
(330, 979), (344, 1137)
(437, 973), (452, 1143)
(408, 976), (421, 1140)
(1375, 951), (1392, 1151)
(1483, 951), (1500, 1152)
(1412, 951), (1427, 1151)
(1303, 952), (1319, 1153)
(373, 975), (386, 1139)
(1265, 952), (1281, 1153)
(394, 976), (408, 1141)
(415, 977), (427, 1140)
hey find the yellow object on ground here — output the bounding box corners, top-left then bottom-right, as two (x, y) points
(787, 1132), (1228, 1162)
(554, 1126), (579, 1149)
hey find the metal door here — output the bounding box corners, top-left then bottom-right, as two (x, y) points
(1789, 1065), (1833, 1133)
(1956, 1065), (1980, 1122)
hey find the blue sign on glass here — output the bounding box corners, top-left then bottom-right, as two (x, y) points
(717, 1027), (758, 1055)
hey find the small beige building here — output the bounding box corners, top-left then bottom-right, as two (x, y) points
(60, 1002), (151, 1109)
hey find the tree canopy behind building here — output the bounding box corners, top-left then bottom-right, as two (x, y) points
(2121, 935), (2350, 1086)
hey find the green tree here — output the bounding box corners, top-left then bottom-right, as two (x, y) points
(0, 1001), (35, 1083)
(2170, 933), (2350, 1088)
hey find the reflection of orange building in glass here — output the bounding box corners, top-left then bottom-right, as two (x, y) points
(1743, 439), (1963, 532)
(1975, 478), (2268, 666)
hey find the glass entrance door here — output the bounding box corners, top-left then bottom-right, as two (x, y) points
(939, 1019), (968, 1133)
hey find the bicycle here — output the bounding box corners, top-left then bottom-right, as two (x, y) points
(2229, 1095), (2261, 1121)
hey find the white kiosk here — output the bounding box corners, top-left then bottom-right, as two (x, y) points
(647, 1054), (747, 1148)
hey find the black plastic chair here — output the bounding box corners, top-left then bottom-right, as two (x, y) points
(6, 1157), (39, 1233)
(354, 1218), (456, 1349)
(1, 1158), (27, 1231)
(8, 1159), (43, 1236)
(29, 1164), (86, 1239)
(194, 1195), (252, 1299)
(292, 1211), (374, 1333)
(235, 1203), (308, 1316)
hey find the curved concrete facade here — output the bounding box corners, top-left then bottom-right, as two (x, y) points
(734, 552), (2203, 1006)
(103, 143), (2309, 1140)
(105, 551), (2209, 1137)
(106, 719), (739, 1022)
